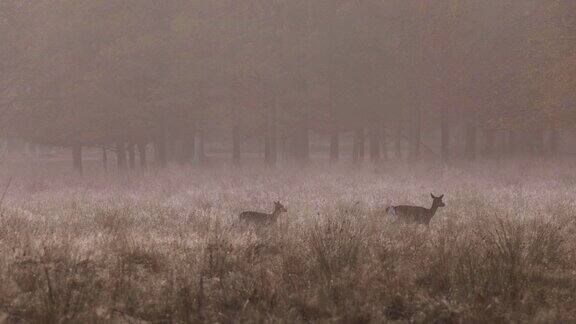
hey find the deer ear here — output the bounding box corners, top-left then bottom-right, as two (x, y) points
(431, 193), (435, 199)
(440, 195), (444, 199)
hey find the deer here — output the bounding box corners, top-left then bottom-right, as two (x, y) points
(239, 201), (288, 225)
(386, 194), (445, 225)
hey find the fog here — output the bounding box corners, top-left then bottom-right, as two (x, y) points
(0, 0), (573, 170)
(1, 1), (576, 322)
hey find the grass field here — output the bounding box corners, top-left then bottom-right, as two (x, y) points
(0, 159), (575, 323)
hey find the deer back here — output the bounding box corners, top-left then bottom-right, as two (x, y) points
(392, 205), (433, 225)
(239, 211), (277, 225)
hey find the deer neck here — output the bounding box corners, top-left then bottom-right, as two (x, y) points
(427, 204), (439, 221)
(270, 208), (281, 219)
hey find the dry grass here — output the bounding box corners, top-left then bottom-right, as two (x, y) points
(0, 159), (575, 323)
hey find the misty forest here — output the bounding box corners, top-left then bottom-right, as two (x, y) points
(1, 0), (576, 323)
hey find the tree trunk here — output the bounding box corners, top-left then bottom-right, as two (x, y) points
(497, 130), (507, 158)
(116, 141), (127, 171)
(269, 107), (278, 166)
(534, 129), (544, 158)
(441, 112), (450, 162)
(137, 143), (147, 169)
(190, 132), (196, 161)
(548, 130), (560, 157)
(330, 129), (339, 162)
(369, 126), (380, 162)
(154, 134), (168, 168)
(484, 129), (495, 158)
(301, 127), (310, 162)
(395, 123), (402, 159)
(102, 146), (108, 173)
(154, 140), (160, 162)
(519, 130), (532, 156)
(166, 135), (177, 163)
(409, 108), (421, 160)
(174, 139), (184, 164)
(72, 143), (82, 175)
(233, 125), (241, 166)
(264, 123), (277, 166)
(353, 126), (365, 164)
(328, 77), (339, 162)
(281, 137), (288, 161)
(270, 128), (277, 166)
(508, 131), (516, 157)
(264, 133), (271, 164)
(181, 132), (195, 164)
(381, 123), (388, 161)
(197, 130), (207, 164)
(127, 143), (136, 170)
(465, 123), (477, 160)
(292, 124), (309, 162)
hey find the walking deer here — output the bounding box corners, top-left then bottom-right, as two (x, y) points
(386, 194), (445, 225)
(239, 201), (288, 225)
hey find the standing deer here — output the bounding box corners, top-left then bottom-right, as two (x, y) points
(386, 194), (445, 225)
(239, 201), (288, 225)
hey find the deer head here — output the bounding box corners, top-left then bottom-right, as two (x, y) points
(274, 201), (288, 214)
(430, 194), (446, 208)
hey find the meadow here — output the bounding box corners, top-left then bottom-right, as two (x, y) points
(0, 158), (575, 323)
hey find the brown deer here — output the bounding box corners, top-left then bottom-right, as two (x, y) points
(386, 194), (445, 225)
(239, 201), (288, 225)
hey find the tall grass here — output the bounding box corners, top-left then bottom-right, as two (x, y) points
(0, 160), (575, 322)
